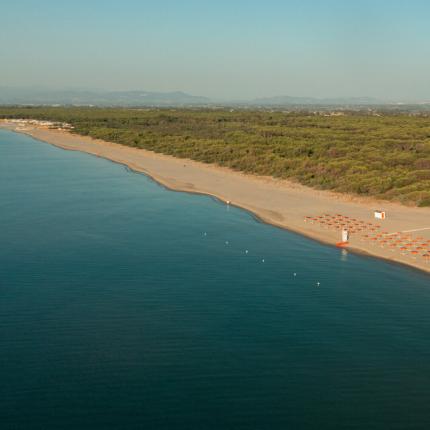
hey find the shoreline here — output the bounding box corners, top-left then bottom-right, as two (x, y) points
(1, 121), (429, 275)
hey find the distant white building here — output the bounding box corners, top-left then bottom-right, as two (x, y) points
(342, 229), (349, 242)
(374, 210), (386, 220)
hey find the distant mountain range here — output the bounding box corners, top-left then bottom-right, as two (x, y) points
(0, 87), (426, 107)
(246, 95), (385, 106)
(0, 88), (211, 107)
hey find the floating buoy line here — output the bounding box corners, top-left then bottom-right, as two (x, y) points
(200, 232), (326, 287)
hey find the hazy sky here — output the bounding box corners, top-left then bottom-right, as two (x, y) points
(1, 0), (429, 100)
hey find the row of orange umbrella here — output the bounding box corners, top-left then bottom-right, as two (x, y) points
(303, 214), (430, 262)
(362, 232), (430, 259)
(304, 214), (381, 234)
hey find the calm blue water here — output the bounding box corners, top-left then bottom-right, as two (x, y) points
(1, 129), (430, 430)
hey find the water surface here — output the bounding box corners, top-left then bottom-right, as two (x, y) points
(1, 129), (430, 429)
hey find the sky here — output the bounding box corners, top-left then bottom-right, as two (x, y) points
(1, 0), (430, 100)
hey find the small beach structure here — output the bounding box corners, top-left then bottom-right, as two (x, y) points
(336, 229), (349, 248)
(374, 210), (386, 220)
(342, 229), (349, 242)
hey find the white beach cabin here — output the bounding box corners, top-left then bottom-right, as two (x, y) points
(374, 210), (386, 220)
(342, 229), (349, 242)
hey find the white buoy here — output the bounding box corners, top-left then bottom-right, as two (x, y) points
(225, 241), (229, 245)
(316, 282), (320, 287)
(294, 273), (297, 277)
(245, 250), (249, 254)
(262, 259), (265, 263)
(203, 232), (207, 236)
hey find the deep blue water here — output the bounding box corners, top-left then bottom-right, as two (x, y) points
(1, 129), (430, 430)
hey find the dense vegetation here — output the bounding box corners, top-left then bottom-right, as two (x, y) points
(1, 107), (430, 206)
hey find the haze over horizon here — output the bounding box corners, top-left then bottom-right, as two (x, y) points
(1, 0), (430, 101)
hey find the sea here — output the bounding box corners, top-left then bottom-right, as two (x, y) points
(1, 129), (430, 430)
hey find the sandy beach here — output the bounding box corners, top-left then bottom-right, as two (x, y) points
(2, 120), (430, 275)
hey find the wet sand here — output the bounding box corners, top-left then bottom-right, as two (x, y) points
(2, 121), (429, 275)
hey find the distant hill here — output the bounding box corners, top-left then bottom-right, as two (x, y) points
(0, 87), (424, 108)
(246, 95), (384, 106)
(0, 87), (211, 107)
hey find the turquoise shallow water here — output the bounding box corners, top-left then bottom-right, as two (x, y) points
(1, 129), (430, 430)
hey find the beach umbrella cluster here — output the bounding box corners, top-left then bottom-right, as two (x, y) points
(303, 213), (430, 263)
(304, 213), (381, 235)
(362, 232), (430, 261)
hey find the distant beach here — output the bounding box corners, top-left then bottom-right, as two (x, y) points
(2, 120), (430, 275)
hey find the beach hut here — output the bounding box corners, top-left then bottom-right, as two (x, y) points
(342, 229), (349, 242)
(374, 210), (386, 220)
